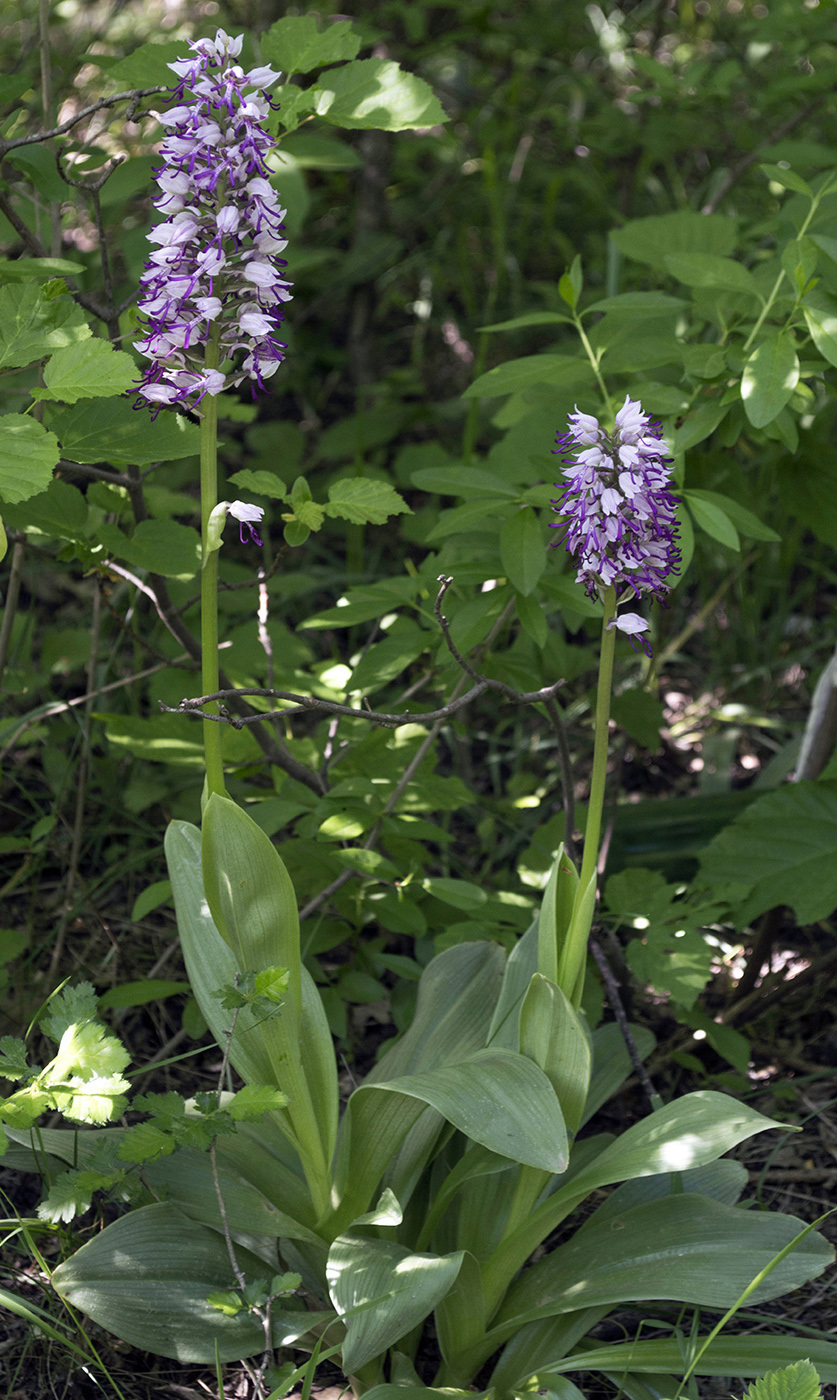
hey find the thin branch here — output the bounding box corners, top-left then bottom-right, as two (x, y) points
(701, 100), (822, 215)
(589, 935), (663, 1113)
(0, 86), (168, 156)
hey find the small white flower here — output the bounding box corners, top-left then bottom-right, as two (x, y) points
(607, 611), (652, 655)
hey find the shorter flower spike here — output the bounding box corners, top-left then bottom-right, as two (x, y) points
(550, 395), (681, 652)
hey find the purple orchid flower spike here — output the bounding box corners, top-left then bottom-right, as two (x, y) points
(550, 395), (681, 652)
(134, 29), (292, 416)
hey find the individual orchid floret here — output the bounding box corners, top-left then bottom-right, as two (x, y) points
(550, 396), (681, 651)
(203, 499), (265, 566)
(134, 29), (291, 417)
(607, 612), (652, 657)
(227, 500), (265, 545)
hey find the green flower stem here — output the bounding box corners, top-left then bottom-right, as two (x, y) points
(579, 586), (617, 895)
(556, 586), (617, 1007)
(573, 313), (613, 419)
(200, 333), (225, 797)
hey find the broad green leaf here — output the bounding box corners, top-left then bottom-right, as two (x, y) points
(482, 1090), (784, 1300)
(314, 58), (446, 131)
(699, 780), (837, 926)
(52, 397), (200, 466)
(0, 478), (86, 539)
(226, 468), (287, 499)
(499, 508), (545, 595)
(673, 399), (730, 453)
(0, 284), (90, 369)
(325, 477), (411, 524)
(349, 627), (426, 694)
(496, 1193), (832, 1331)
(143, 1140), (322, 1244)
(536, 846), (578, 987)
(681, 343), (726, 378)
(328, 1234), (463, 1372)
(741, 333), (799, 428)
(102, 41), (185, 86)
(435, 1249), (486, 1370)
(665, 252), (761, 299)
(489, 1311), (607, 1397)
(612, 211), (736, 270)
(326, 944), (505, 1232)
(34, 337), (136, 404)
(95, 518), (201, 580)
(685, 491), (740, 550)
(201, 798), (338, 1176)
(802, 288), (837, 368)
(0, 416), (60, 504)
(354, 1050), (568, 1173)
(686, 489), (779, 542)
(262, 14), (361, 75)
(464, 354), (593, 399)
(760, 163), (813, 197)
(537, 1334), (837, 1384)
(52, 1202), (332, 1362)
(516, 591), (548, 646)
(519, 975), (590, 1136)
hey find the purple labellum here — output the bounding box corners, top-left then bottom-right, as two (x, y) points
(134, 29), (291, 417)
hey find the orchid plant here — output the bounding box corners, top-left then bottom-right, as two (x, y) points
(3, 22), (837, 1400)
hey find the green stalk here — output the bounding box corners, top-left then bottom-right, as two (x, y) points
(554, 586), (617, 1007)
(200, 333), (225, 797)
(577, 586), (617, 900)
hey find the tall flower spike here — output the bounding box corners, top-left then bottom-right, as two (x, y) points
(134, 30), (291, 415)
(550, 396), (681, 653)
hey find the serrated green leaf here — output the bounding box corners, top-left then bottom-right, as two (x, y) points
(745, 1362), (822, 1400)
(699, 780), (837, 926)
(0, 477), (86, 536)
(102, 41), (186, 87)
(227, 468), (287, 499)
(52, 397), (200, 466)
(35, 339), (137, 404)
(0, 284), (90, 369)
(262, 14), (361, 75)
(228, 1085), (290, 1120)
(313, 58), (446, 131)
(0, 415), (60, 505)
(741, 333), (800, 428)
(325, 478), (410, 525)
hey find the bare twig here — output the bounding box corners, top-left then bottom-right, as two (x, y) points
(701, 101), (822, 215)
(0, 85), (168, 157)
(589, 934), (663, 1113)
